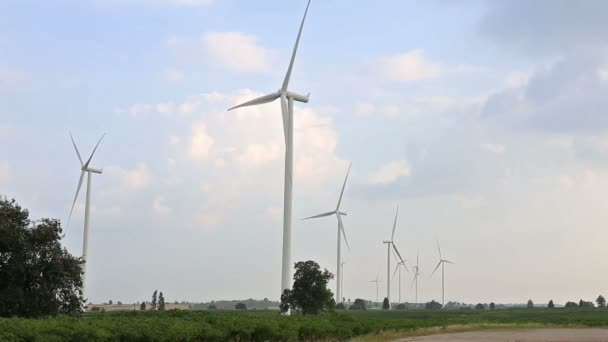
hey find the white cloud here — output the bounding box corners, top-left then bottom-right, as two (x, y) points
(164, 68), (184, 83)
(190, 123), (214, 159)
(0, 161), (9, 184)
(153, 196), (171, 215)
(354, 103), (375, 117)
(168, 135), (180, 145)
(97, 0), (213, 6)
(505, 71), (530, 88)
(202, 32), (274, 73)
(380, 49), (444, 81)
(480, 143), (506, 154)
(107, 163), (152, 190)
(368, 160), (412, 185)
(237, 143), (281, 165)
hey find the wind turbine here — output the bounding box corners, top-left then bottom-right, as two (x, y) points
(303, 162), (351, 302)
(67, 133), (105, 303)
(431, 239), (455, 308)
(227, 0), (312, 304)
(340, 260), (347, 303)
(382, 205), (406, 309)
(392, 258), (408, 303)
(410, 252), (422, 307)
(369, 273), (383, 305)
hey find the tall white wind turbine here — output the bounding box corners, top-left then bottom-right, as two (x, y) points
(382, 205), (406, 309)
(340, 260), (347, 303)
(431, 239), (454, 308)
(369, 273), (383, 305)
(411, 252), (422, 307)
(303, 162), (351, 302)
(227, 0), (312, 304)
(66, 133), (105, 303)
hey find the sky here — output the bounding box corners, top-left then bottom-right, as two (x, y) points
(2, 0), (608, 306)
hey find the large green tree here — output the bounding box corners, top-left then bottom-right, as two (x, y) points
(0, 196), (84, 317)
(280, 260), (335, 315)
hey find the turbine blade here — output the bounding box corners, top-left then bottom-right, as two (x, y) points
(66, 170), (86, 231)
(410, 275), (416, 289)
(227, 92), (280, 111)
(70, 133), (83, 167)
(393, 264), (399, 279)
(391, 205), (399, 240)
(436, 238), (443, 260)
(84, 133), (105, 169)
(335, 162), (352, 210)
(392, 243), (405, 264)
(431, 261), (442, 277)
(280, 93), (289, 141)
(281, 0), (311, 92)
(444, 259), (455, 264)
(338, 214), (350, 251)
(302, 210), (335, 220)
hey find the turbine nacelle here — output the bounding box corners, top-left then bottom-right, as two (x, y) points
(84, 167), (103, 174)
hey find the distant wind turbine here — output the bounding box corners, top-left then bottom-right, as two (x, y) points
(340, 260), (347, 303)
(67, 133), (105, 303)
(369, 273), (383, 305)
(392, 257), (408, 303)
(383, 205), (406, 309)
(227, 0), (312, 306)
(411, 251), (422, 307)
(303, 162), (351, 302)
(431, 239), (455, 308)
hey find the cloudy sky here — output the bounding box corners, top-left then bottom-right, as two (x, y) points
(2, 0), (608, 305)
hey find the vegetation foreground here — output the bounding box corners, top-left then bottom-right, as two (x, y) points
(1, 308), (608, 341)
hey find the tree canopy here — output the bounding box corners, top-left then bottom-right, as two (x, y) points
(280, 260), (335, 315)
(0, 196), (84, 317)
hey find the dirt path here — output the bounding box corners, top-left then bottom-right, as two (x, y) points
(393, 328), (608, 341)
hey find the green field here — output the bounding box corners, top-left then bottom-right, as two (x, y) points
(1, 308), (608, 341)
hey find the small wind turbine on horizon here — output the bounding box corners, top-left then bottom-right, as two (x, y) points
(431, 239), (455, 308)
(340, 260), (347, 303)
(411, 252), (422, 307)
(369, 273), (383, 305)
(392, 257), (408, 303)
(66, 133), (105, 303)
(227, 0), (312, 307)
(303, 162), (351, 303)
(383, 205), (406, 309)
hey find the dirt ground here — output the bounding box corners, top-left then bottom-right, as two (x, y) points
(393, 328), (608, 342)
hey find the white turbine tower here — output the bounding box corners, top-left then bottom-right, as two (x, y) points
(392, 258), (408, 303)
(431, 239), (454, 308)
(411, 252), (422, 307)
(369, 273), (382, 305)
(303, 162), (351, 302)
(227, 0), (311, 304)
(382, 205), (406, 309)
(66, 133), (105, 303)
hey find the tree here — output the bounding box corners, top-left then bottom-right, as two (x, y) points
(158, 292), (166, 311)
(280, 260), (335, 315)
(349, 298), (366, 310)
(0, 196), (84, 317)
(151, 290), (158, 310)
(108, 300), (113, 305)
(426, 300), (442, 310)
(548, 300), (555, 308)
(207, 304), (217, 310)
(382, 297), (390, 310)
(396, 303), (406, 310)
(490, 302), (495, 310)
(527, 299), (534, 308)
(335, 303), (346, 310)
(235, 303), (247, 310)
(579, 299), (584, 307)
(117, 301), (122, 305)
(565, 301), (578, 308)
(579, 300), (594, 308)
(140, 302), (146, 311)
(597, 295), (606, 308)
(475, 303), (486, 310)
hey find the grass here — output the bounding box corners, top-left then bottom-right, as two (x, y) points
(1, 308), (607, 341)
